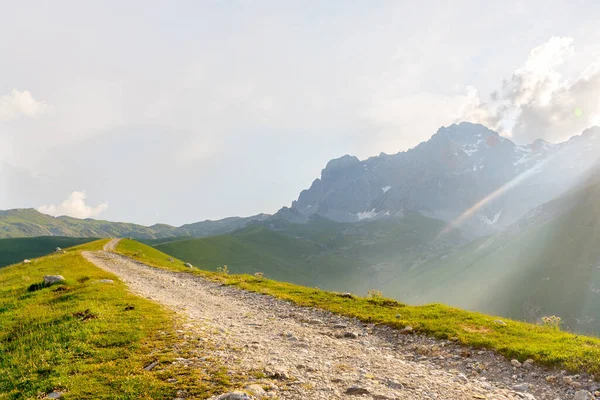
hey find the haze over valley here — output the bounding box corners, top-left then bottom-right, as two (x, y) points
(4, 121), (600, 336)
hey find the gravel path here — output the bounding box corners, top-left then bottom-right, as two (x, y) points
(83, 241), (595, 400)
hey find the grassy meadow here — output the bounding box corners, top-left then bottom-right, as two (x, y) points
(0, 240), (237, 399)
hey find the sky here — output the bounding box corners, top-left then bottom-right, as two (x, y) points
(1, 0), (600, 225)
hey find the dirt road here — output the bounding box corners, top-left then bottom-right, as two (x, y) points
(83, 242), (578, 399)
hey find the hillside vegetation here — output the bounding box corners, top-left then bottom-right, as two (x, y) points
(0, 237), (96, 268)
(0, 209), (268, 239)
(154, 213), (464, 295)
(147, 175), (600, 336)
(0, 240), (237, 399)
(387, 175), (600, 335)
(117, 239), (600, 375)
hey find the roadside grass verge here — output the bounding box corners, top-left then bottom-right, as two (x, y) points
(0, 239), (238, 399)
(116, 239), (600, 375)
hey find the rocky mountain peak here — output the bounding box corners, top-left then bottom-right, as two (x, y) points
(434, 122), (500, 142)
(324, 154), (360, 170)
(274, 122), (600, 236)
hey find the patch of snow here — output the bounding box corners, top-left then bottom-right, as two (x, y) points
(479, 211), (502, 225)
(513, 145), (533, 166)
(381, 186), (391, 194)
(462, 140), (483, 157)
(356, 209), (379, 220)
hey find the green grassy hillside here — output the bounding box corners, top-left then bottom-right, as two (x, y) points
(148, 180), (600, 336)
(154, 213), (464, 294)
(0, 237), (96, 268)
(0, 240), (239, 399)
(116, 239), (600, 375)
(388, 176), (600, 335)
(0, 209), (269, 239)
(0, 209), (178, 239)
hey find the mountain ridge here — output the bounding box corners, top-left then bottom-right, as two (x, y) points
(0, 208), (270, 239)
(2, 122), (599, 240)
(279, 122), (600, 236)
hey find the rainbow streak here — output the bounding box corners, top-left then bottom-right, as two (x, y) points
(438, 157), (553, 238)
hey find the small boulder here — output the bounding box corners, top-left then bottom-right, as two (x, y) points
(143, 360), (159, 371)
(23, 259), (31, 264)
(95, 279), (114, 284)
(338, 292), (354, 298)
(344, 332), (358, 339)
(245, 384), (266, 398)
(283, 332), (298, 341)
(184, 262), (193, 268)
(522, 359), (534, 369)
(511, 359), (522, 368)
(266, 367), (288, 380)
(44, 275), (65, 285)
(216, 392), (254, 400)
(345, 386), (369, 395)
(386, 380), (404, 389)
(512, 383), (529, 393)
(55, 247), (62, 252)
(400, 326), (414, 334)
(494, 319), (507, 326)
(48, 392), (63, 399)
(574, 390), (593, 400)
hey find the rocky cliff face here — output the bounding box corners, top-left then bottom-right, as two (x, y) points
(280, 122), (600, 236)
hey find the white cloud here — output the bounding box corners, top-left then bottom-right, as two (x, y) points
(459, 37), (600, 143)
(38, 191), (108, 219)
(0, 89), (50, 121)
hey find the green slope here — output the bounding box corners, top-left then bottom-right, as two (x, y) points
(388, 176), (600, 335)
(0, 209), (268, 239)
(0, 209), (179, 239)
(0, 240), (240, 399)
(154, 213), (464, 294)
(0, 237), (96, 268)
(151, 180), (600, 336)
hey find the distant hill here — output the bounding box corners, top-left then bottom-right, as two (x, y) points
(383, 172), (600, 335)
(0, 209), (270, 239)
(154, 212), (465, 294)
(152, 171), (600, 335)
(0, 236), (96, 267)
